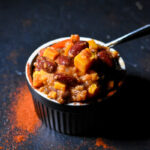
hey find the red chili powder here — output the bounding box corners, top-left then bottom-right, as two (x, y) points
(14, 135), (27, 143)
(10, 83), (40, 133)
(3, 82), (41, 147)
(96, 138), (116, 150)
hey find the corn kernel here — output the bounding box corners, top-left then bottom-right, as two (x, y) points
(48, 91), (57, 99)
(54, 81), (66, 91)
(43, 47), (59, 60)
(88, 83), (98, 95)
(88, 40), (98, 50)
(74, 48), (94, 73)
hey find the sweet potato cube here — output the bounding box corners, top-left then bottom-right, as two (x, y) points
(43, 47), (59, 60)
(88, 83), (98, 95)
(88, 40), (98, 50)
(54, 81), (66, 91)
(33, 70), (48, 88)
(48, 91), (57, 99)
(74, 48), (93, 73)
(64, 41), (73, 56)
(70, 34), (80, 43)
(91, 72), (99, 81)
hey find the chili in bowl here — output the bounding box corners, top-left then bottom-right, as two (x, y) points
(25, 35), (126, 135)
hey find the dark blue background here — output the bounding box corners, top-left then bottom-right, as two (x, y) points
(0, 0), (150, 149)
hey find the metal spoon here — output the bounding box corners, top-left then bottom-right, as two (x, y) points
(105, 24), (150, 47)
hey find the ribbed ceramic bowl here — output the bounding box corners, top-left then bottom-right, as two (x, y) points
(25, 37), (126, 135)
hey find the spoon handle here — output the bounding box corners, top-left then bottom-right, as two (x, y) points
(105, 24), (150, 47)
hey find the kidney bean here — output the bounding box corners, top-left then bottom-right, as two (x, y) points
(36, 56), (57, 73)
(68, 41), (89, 57)
(57, 55), (71, 66)
(97, 51), (113, 67)
(54, 73), (77, 85)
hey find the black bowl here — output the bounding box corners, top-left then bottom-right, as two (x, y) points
(25, 37), (126, 135)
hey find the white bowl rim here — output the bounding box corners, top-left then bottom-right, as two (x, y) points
(25, 37), (126, 106)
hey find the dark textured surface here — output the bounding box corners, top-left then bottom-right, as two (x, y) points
(0, 0), (150, 149)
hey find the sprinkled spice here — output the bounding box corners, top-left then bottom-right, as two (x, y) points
(10, 83), (41, 133)
(1, 82), (41, 148)
(14, 135), (27, 143)
(96, 138), (116, 150)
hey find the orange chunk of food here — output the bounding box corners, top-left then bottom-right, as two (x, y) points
(74, 48), (94, 73)
(107, 81), (114, 90)
(71, 87), (87, 101)
(80, 72), (99, 82)
(51, 39), (70, 49)
(118, 81), (123, 87)
(111, 50), (119, 58)
(75, 90), (87, 101)
(48, 91), (57, 99)
(57, 65), (65, 73)
(88, 83), (98, 96)
(64, 41), (73, 56)
(39, 49), (45, 56)
(54, 81), (66, 91)
(88, 40), (98, 50)
(107, 90), (117, 97)
(33, 70), (48, 88)
(70, 34), (80, 43)
(91, 72), (99, 81)
(43, 47), (59, 60)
